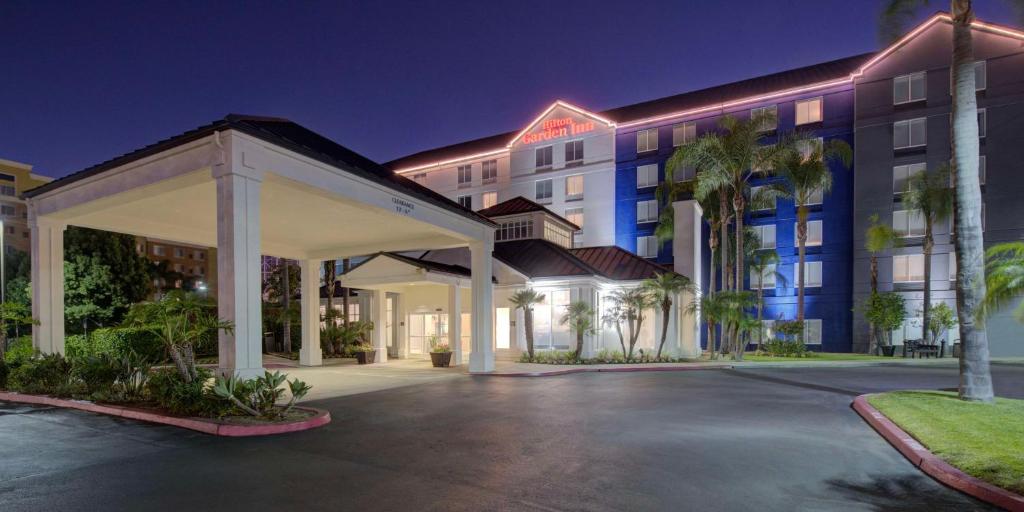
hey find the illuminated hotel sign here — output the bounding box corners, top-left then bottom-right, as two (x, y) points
(520, 117), (595, 145)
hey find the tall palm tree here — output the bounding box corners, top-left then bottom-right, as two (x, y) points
(747, 250), (787, 351)
(768, 136), (851, 324)
(880, 0), (1007, 403)
(509, 289), (545, 361)
(608, 288), (655, 360)
(904, 166), (953, 343)
(560, 301), (597, 360)
(341, 258), (351, 327)
(281, 259), (292, 353)
(323, 259), (337, 322)
(642, 272), (695, 359)
(865, 213), (901, 353)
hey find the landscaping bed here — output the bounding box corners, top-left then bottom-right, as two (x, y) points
(743, 352), (894, 362)
(867, 390), (1024, 496)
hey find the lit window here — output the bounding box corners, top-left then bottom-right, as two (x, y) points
(153, 245), (166, 257)
(636, 200), (658, 223)
(893, 162), (926, 195)
(535, 146), (553, 169)
(975, 60), (987, 91)
(894, 118), (927, 149)
(637, 236), (658, 258)
(803, 319), (822, 345)
(457, 165), (472, 187)
(566, 207), (584, 247)
(496, 219), (534, 241)
(751, 105), (778, 131)
(750, 185), (775, 211)
(0, 185), (14, 196)
(978, 108), (986, 138)
(894, 72), (927, 104)
(795, 97), (823, 125)
(893, 209), (925, 238)
(544, 222), (572, 248)
(535, 179), (553, 203)
(672, 121), (696, 146)
(805, 186), (824, 206)
(793, 261), (823, 288)
(637, 128), (659, 153)
(482, 160), (498, 183)
(637, 164), (658, 188)
(565, 175), (584, 201)
(893, 254), (925, 283)
(481, 191), (497, 210)
(752, 224), (776, 249)
(457, 195), (472, 209)
(796, 138), (823, 161)
(794, 220), (823, 247)
(750, 263), (776, 290)
(565, 140), (584, 163)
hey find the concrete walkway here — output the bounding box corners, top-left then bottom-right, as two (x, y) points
(280, 358), (465, 401)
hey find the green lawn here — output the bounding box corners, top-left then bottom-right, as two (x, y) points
(742, 352), (893, 362)
(868, 390), (1024, 494)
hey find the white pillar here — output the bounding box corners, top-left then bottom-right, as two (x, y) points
(673, 199), (703, 357)
(29, 216), (65, 355)
(214, 166), (264, 379)
(469, 238), (494, 372)
(372, 288), (388, 363)
(448, 284), (462, 365)
(299, 259), (322, 367)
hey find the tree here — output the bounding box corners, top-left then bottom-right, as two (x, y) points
(880, 0), (1007, 402)
(64, 227), (153, 333)
(747, 250), (787, 351)
(0, 302), (34, 358)
(980, 242), (1024, 322)
(509, 289), (545, 361)
(861, 292), (907, 350)
(642, 272), (694, 359)
(607, 288), (655, 360)
(149, 259), (187, 299)
(263, 258), (300, 353)
(3, 249), (31, 305)
(341, 258), (351, 327)
(928, 302), (958, 346)
(768, 136), (851, 324)
(904, 165), (953, 343)
(559, 301), (597, 360)
(865, 214), (901, 353)
(323, 259), (337, 320)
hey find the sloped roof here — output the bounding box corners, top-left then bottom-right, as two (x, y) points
(492, 239), (598, 279)
(477, 196), (580, 230)
(346, 251), (472, 278)
(570, 245), (671, 281)
(24, 114), (495, 227)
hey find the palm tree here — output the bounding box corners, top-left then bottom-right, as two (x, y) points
(607, 288), (655, 360)
(980, 242), (1024, 323)
(323, 259), (337, 321)
(880, 0), (1007, 403)
(341, 258), (351, 326)
(865, 214), (901, 353)
(509, 289), (545, 361)
(602, 300), (629, 357)
(768, 136), (851, 324)
(642, 272), (695, 359)
(560, 301), (597, 360)
(747, 250), (787, 351)
(904, 165), (953, 343)
(281, 259), (292, 353)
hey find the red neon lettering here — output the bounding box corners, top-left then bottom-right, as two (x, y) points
(522, 118), (596, 145)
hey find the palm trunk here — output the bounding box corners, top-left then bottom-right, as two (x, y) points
(282, 260), (292, 353)
(524, 309), (535, 361)
(575, 330), (584, 360)
(341, 258), (351, 327)
(869, 255), (878, 354)
(324, 260), (336, 318)
(734, 192), (745, 291)
(950, 3), (994, 402)
(796, 208), (808, 327)
(656, 299), (671, 359)
(614, 319), (626, 357)
(719, 200), (732, 354)
(707, 230), (718, 359)
(923, 225), (934, 343)
(756, 288), (764, 352)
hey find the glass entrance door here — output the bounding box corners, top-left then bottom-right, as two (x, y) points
(408, 313), (448, 356)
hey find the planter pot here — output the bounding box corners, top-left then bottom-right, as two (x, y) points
(355, 350), (376, 365)
(879, 346), (896, 357)
(430, 351), (453, 368)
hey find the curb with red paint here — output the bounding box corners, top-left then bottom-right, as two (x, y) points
(0, 391), (330, 437)
(471, 363), (733, 377)
(852, 394), (1024, 511)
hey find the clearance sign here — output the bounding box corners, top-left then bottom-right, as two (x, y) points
(520, 117), (595, 145)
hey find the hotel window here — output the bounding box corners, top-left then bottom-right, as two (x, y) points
(796, 138), (823, 162)
(894, 72), (927, 104)
(750, 185), (775, 211)
(153, 245), (166, 257)
(565, 139), (584, 164)
(0, 185), (14, 197)
(0, 205), (14, 216)
(457, 165), (472, 188)
(975, 60), (987, 91)
(752, 224), (776, 249)
(637, 199), (658, 223)
(535, 179), (553, 203)
(0, 173), (13, 182)
(482, 160), (498, 183)
(794, 220), (823, 247)
(637, 164), (658, 188)
(637, 128), (658, 153)
(535, 145), (553, 169)
(544, 222), (572, 249)
(795, 97), (823, 125)
(672, 121), (696, 146)
(978, 108), (986, 138)
(637, 236), (658, 258)
(793, 261), (823, 288)
(565, 174), (584, 201)
(193, 250), (205, 260)
(805, 186), (824, 206)
(893, 254), (925, 283)
(893, 162), (926, 195)
(457, 195), (472, 209)
(751, 105), (778, 131)
(481, 191), (497, 210)
(893, 209), (925, 238)
(750, 263), (776, 290)
(565, 207), (584, 246)
(677, 163), (697, 182)
(894, 118), (927, 149)
(496, 219), (534, 241)
(980, 155), (986, 185)
(173, 248), (185, 258)
(752, 143), (776, 172)
(803, 319), (823, 345)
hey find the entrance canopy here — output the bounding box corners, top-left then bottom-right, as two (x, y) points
(24, 115), (498, 374)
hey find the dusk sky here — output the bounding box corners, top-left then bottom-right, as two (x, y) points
(2, 0), (1018, 179)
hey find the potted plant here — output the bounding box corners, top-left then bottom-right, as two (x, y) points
(353, 343), (376, 364)
(428, 335), (452, 367)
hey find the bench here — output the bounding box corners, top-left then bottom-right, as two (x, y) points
(903, 339), (941, 358)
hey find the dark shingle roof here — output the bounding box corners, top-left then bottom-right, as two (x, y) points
(570, 245), (671, 281)
(383, 53), (874, 171)
(477, 196), (580, 230)
(492, 239), (598, 279)
(24, 114), (495, 227)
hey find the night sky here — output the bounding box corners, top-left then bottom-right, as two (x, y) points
(2, 0), (1018, 179)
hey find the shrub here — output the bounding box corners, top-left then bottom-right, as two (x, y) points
(212, 371), (312, 420)
(72, 353), (121, 395)
(146, 368), (232, 417)
(8, 353), (79, 396)
(4, 336), (32, 363)
(92, 328), (168, 361)
(64, 334), (91, 360)
(762, 339), (812, 358)
(0, 358), (8, 389)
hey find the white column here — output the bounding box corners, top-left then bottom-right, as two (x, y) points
(214, 167), (264, 379)
(673, 199), (703, 357)
(448, 284), (462, 365)
(29, 216), (65, 355)
(372, 288), (388, 363)
(469, 237), (494, 372)
(299, 259), (322, 367)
